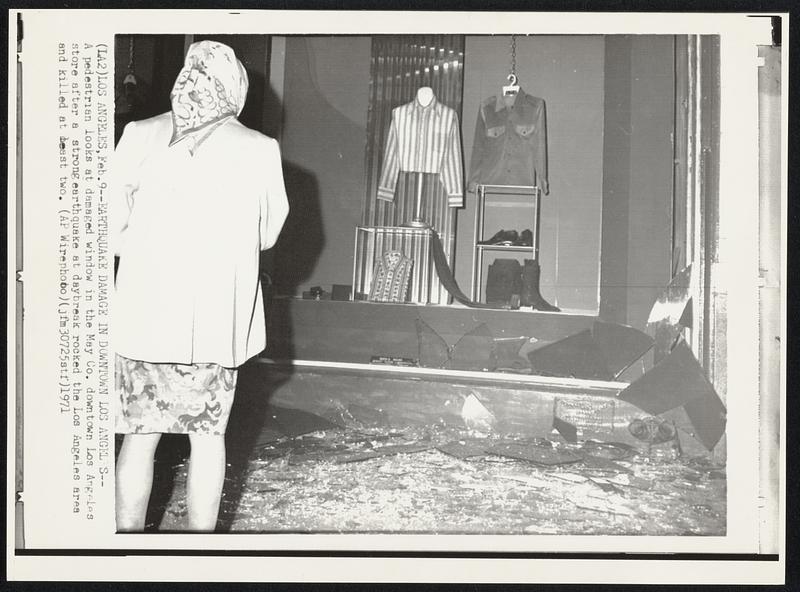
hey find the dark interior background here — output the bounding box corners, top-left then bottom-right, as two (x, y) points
(114, 33), (676, 331)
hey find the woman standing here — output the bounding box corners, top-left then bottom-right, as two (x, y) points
(111, 41), (289, 531)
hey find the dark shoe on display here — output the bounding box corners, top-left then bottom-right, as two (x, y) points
(514, 229), (533, 247)
(303, 286), (329, 300)
(480, 229), (518, 246)
(520, 259), (560, 311)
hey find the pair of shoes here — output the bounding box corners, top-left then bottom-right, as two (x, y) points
(480, 229), (534, 247)
(480, 229), (518, 246)
(484, 259), (559, 312)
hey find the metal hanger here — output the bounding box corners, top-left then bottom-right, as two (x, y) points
(116, 36), (139, 115)
(123, 36), (138, 87)
(502, 35), (519, 96)
(503, 73), (520, 96)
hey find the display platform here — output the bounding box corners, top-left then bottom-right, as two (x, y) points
(235, 358), (710, 458)
(255, 297), (714, 457)
(265, 296), (597, 366)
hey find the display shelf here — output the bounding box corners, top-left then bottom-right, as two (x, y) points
(471, 184), (541, 302)
(475, 244), (535, 252)
(476, 184), (543, 195)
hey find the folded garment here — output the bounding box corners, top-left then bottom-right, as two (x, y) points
(485, 258), (522, 307)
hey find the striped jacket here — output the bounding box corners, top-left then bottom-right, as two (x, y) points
(377, 96), (464, 208)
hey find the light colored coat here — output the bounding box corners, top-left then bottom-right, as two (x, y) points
(111, 112), (289, 368)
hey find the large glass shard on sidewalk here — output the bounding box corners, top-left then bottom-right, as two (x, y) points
(487, 441), (582, 466)
(683, 390), (728, 451)
(618, 340), (726, 450)
(252, 406), (342, 446)
(436, 439), (490, 459)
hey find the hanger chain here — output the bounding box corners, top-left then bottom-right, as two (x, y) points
(510, 34), (517, 76)
(127, 37), (135, 73)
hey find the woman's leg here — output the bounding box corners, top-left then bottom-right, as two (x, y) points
(186, 433), (227, 531)
(115, 432), (162, 531)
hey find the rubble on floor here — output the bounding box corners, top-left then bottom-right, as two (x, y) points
(146, 421), (726, 535)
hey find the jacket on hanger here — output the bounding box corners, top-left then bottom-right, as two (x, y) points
(468, 88), (549, 194)
(377, 96), (465, 208)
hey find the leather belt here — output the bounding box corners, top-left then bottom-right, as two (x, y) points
(430, 231), (499, 309)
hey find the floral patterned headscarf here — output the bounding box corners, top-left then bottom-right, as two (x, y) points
(169, 40), (249, 149)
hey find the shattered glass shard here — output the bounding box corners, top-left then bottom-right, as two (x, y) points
(579, 441), (637, 460)
(619, 340), (726, 450)
(618, 341), (725, 419)
(646, 264), (692, 363)
(272, 406), (342, 437)
(436, 440), (489, 459)
(415, 317), (450, 369)
(448, 323), (497, 371)
(552, 416), (579, 443)
(682, 390), (727, 451)
(335, 443), (432, 464)
(461, 392), (496, 433)
(580, 454), (632, 474)
(619, 341), (726, 450)
(591, 320), (654, 379)
(345, 403), (391, 427)
(487, 442), (582, 466)
(527, 329), (613, 381)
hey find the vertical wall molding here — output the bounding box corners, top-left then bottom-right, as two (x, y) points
(672, 35), (689, 275)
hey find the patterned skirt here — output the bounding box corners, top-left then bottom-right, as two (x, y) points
(115, 354), (238, 435)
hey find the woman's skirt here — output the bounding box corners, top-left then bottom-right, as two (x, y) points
(115, 354), (238, 435)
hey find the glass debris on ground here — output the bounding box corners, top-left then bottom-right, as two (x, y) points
(143, 422), (725, 535)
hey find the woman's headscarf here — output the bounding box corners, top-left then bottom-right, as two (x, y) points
(169, 40), (249, 149)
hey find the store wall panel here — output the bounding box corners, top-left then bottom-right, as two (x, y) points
(458, 35), (606, 313)
(600, 35), (675, 330)
(626, 35), (675, 330)
(599, 36), (633, 325)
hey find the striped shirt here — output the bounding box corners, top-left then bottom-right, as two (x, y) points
(377, 97), (464, 208)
